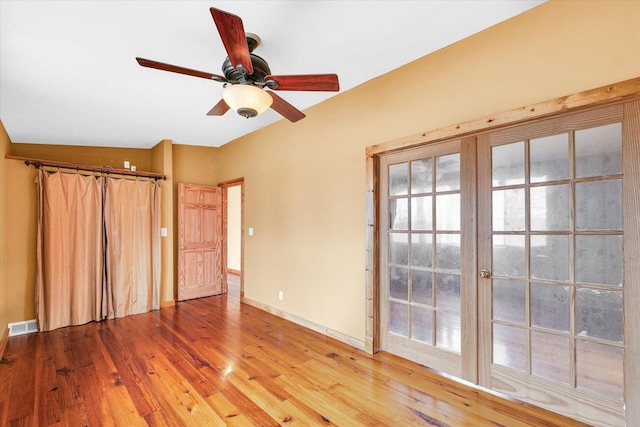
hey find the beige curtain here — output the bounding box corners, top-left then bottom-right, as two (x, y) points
(36, 170), (104, 332)
(104, 178), (161, 319)
(36, 170), (162, 331)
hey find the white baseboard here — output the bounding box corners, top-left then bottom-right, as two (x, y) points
(242, 297), (365, 351)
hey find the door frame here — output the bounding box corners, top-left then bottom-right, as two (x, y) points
(364, 77), (640, 426)
(219, 177), (245, 300)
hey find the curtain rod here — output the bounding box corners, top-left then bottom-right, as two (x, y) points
(5, 155), (167, 180)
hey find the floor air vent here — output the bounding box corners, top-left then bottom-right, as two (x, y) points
(8, 319), (37, 336)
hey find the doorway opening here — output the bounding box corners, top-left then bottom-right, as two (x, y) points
(220, 178), (244, 301)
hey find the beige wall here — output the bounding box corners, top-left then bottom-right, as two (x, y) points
(2, 151), (39, 328)
(0, 122), (9, 332)
(1, 1), (639, 342)
(213, 0), (640, 342)
(150, 139), (175, 305)
(226, 185), (242, 271)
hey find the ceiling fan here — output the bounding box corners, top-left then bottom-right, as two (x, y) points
(136, 7), (340, 122)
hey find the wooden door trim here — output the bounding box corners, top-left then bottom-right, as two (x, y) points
(367, 77), (640, 157)
(622, 100), (640, 427)
(219, 178), (245, 300)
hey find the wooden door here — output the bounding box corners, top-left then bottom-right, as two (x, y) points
(178, 183), (225, 301)
(477, 105), (635, 426)
(379, 139), (477, 380)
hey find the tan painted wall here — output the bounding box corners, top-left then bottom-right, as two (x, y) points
(9, 143), (151, 171)
(151, 139), (175, 305)
(0, 121), (9, 332)
(2, 155), (38, 327)
(214, 1), (640, 342)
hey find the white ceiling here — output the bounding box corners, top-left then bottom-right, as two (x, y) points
(0, 1), (544, 149)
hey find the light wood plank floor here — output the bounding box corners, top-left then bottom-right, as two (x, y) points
(0, 295), (590, 426)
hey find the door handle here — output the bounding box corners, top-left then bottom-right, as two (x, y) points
(479, 269), (491, 279)
(180, 246), (186, 250)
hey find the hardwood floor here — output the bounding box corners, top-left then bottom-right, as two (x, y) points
(0, 295), (590, 426)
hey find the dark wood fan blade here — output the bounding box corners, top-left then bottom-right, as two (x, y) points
(136, 57), (226, 82)
(265, 74), (339, 91)
(268, 91), (305, 122)
(207, 99), (230, 116)
(210, 8), (253, 75)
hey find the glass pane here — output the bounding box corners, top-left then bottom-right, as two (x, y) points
(575, 123), (622, 178)
(492, 188), (525, 231)
(575, 180), (622, 231)
(389, 198), (408, 230)
(436, 311), (460, 353)
(493, 235), (525, 278)
(493, 324), (526, 372)
(411, 270), (433, 305)
(389, 163), (408, 195)
(411, 196), (432, 231)
(492, 142), (525, 187)
(493, 279), (525, 325)
(531, 331), (570, 384)
(411, 306), (433, 344)
(389, 267), (409, 301)
(530, 184), (570, 231)
(389, 233), (408, 265)
(435, 194), (460, 231)
(436, 273), (460, 312)
(389, 301), (408, 336)
(435, 234), (460, 270)
(576, 288), (623, 343)
(530, 133), (569, 183)
(531, 283), (570, 332)
(576, 235), (623, 287)
(576, 340), (624, 400)
(411, 158), (433, 194)
(435, 154), (460, 192)
(411, 233), (432, 268)
(530, 235), (570, 282)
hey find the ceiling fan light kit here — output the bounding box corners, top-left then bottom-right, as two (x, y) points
(136, 7), (339, 123)
(222, 84), (272, 118)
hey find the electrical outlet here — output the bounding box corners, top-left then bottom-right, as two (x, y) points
(278, 290), (283, 301)
(124, 160), (130, 169)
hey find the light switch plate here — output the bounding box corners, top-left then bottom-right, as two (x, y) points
(248, 227), (254, 236)
(124, 160), (130, 169)
(161, 228), (167, 237)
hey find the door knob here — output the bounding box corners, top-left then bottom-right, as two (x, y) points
(479, 269), (491, 279)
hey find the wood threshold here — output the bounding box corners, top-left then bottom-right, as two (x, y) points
(0, 296), (589, 426)
(227, 268), (241, 276)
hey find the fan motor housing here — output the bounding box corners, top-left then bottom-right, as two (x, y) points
(222, 54), (271, 84)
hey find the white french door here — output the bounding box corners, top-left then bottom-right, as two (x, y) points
(378, 102), (640, 426)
